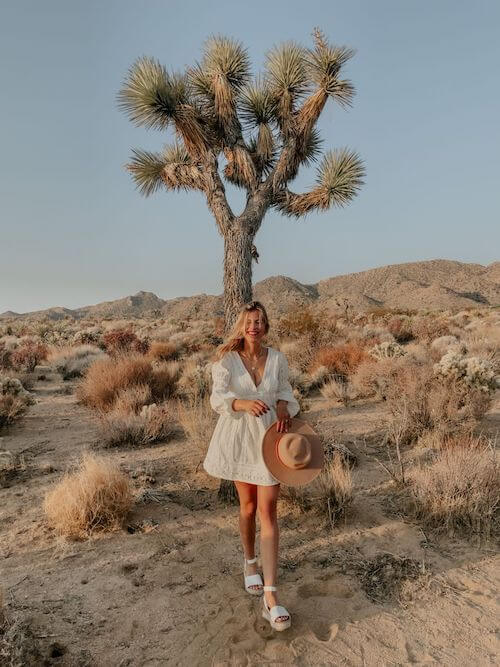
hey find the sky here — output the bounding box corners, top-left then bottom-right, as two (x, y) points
(1, 0), (499, 314)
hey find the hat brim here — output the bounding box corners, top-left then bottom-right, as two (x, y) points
(262, 417), (324, 487)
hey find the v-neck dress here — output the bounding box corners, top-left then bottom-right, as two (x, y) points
(203, 347), (300, 486)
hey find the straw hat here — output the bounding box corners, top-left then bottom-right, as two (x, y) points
(262, 417), (324, 487)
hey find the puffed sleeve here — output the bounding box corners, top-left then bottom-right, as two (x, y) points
(276, 351), (300, 418)
(209, 355), (245, 419)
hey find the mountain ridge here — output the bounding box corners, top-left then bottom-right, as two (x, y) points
(2, 259), (498, 321)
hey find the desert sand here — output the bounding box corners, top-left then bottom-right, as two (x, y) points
(1, 363), (498, 666)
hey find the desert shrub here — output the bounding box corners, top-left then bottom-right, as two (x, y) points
(102, 328), (149, 355)
(0, 342), (12, 370)
(44, 454), (133, 538)
(0, 376), (35, 430)
(76, 354), (180, 412)
(148, 340), (179, 362)
(112, 384), (153, 414)
(98, 402), (176, 448)
(369, 341), (406, 360)
(49, 344), (107, 380)
(411, 316), (450, 342)
(177, 359), (211, 399)
(319, 376), (355, 406)
(408, 439), (499, 539)
(387, 316), (414, 344)
(278, 339), (316, 374)
(429, 335), (460, 360)
(281, 455), (352, 527)
(275, 305), (336, 347)
(177, 393), (217, 459)
(72, 327), (103, 345)
(383, 363), (492, 446)
(10, 340), (48, 372)
(434, 350), (496, 394)
(350, 357), (406, 400)
(309, 342), (369, 381)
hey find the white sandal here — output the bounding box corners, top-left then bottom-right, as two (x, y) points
(243, 557), (263, 595)
(262, 585), (291, 630)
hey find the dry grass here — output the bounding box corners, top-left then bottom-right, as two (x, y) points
(98, 402), (176, 448)
(177, 393), (217, 463)
(310, 342), (369, 381)
(281, 455), (353, 527)
(0, 395), (30, 430)
(44, 454), (133, 538)
(319, 375), (355, 405)
(148, 340), (179, 361)
(409, 437), (499, 539)
(76, 354), (180, 412)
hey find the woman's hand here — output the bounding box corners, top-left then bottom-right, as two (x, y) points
(235, 399), (270, 417)
(276, 401), (291, 433)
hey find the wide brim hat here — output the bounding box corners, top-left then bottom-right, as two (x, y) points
(262, 417), (324, 487)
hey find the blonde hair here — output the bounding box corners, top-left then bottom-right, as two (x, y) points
(214, 300), (270, 361)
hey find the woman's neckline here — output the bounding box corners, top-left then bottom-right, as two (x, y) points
(235, 346), (271, 390)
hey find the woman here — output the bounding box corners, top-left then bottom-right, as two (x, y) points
(203, 300), (299, 630)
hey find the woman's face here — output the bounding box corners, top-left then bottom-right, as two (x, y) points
(243, 310), (266, 346)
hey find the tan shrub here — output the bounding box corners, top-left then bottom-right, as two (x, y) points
(309, 342), (369, 381)
(409, 439), (499, 539)
(177, 393), (217, 460)
(148, 340), (178, 361)
(11, 340), (48, 372)
(411, 316), (450, 342)
(281, 455), (353, 527)
(102, 328), (149, 355)
(113, 384), (153, 414)
(44, 454), (133, 538)
(319, 376), (355, 406)
(76, 354), (179, 412)
(98, 402), (176, 448)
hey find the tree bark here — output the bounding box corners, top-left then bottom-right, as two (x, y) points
(223, 223), (255, 329)
(217, 222), (255, 505)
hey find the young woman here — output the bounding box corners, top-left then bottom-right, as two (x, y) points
(203, 300), (300, 630)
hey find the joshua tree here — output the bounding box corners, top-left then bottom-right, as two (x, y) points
(118, 28), (365, 502)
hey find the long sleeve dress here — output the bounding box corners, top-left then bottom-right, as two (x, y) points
(203, 346), (300, 486)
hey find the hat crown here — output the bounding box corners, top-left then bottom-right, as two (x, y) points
(277, 433), (312, 469)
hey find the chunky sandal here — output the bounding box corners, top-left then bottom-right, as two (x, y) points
(262, 585), (291, 630)
(243, 557), (263, 595)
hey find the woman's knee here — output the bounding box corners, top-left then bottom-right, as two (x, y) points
(258, 502), (278, 525)
(239, 500), (257, 519)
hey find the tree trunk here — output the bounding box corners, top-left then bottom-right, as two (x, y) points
(217, 222), (255, 505)
(223, 223), (254, 328)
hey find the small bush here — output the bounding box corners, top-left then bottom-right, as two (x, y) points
(98, 402), (176, 448)
(49, 344), (107, 380)
(76, 354), (179, 412)
(281, 455), (353, 527)
(309, 342), (369, 381)
(102, 328), (149, 355)
(178, 393), (217, 459)
(44, 454), (133, 538)
(148, 341), (178, 362)
(10, 340), (48, 372)
(369, 341), (406, 360)
(409, 439), (499, 539)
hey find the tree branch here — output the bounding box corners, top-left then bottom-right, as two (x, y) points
(203, 154), (235, 236)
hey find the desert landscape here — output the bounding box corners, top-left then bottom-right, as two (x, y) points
(1, 259), (499, 666)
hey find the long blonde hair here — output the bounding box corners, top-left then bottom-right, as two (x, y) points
(214, 300), (270, 361)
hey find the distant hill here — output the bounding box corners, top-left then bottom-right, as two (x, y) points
(1, 259), (498, 322)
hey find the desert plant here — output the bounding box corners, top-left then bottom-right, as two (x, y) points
(408, 438), (499, 539)
(49, 344), (107, 380)
(148, 340), (179, 361)
(76, 354), (180, 412)
(98, 401), (176, 448)
(281, 454), (352, 527)
(319, 374), (355, 406)
(434, 349), (496, 394)
(369, 341), (406, 360)
(102, 328), (149, 355)
(310, 341), (369, 381)
(10, 340), (48, 372)
(44, 453), (133, 538)
(177, 393), (218, 468)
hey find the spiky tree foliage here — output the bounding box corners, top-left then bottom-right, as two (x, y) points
(119, 28), (365, 503)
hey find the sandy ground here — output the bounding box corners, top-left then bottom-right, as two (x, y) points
(1, 367), (499, 666)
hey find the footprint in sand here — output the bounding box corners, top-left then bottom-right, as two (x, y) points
(311, 620), (339, 643)
(298, 579), (353, 600)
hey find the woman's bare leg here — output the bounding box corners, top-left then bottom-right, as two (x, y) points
(234, 480), (261, 590)
(258, 483), (288, 621)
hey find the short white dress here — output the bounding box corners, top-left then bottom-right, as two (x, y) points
(203, 346), (300, 486)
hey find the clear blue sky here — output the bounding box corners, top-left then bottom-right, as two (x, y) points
(1, 0), (499, 314)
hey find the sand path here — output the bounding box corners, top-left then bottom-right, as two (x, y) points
(1, 368), (498, 665)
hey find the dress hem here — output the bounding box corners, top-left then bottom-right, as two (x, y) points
(202, 463), (280, 486)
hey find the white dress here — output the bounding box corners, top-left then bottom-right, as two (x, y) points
(203, 346), (300, 486)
